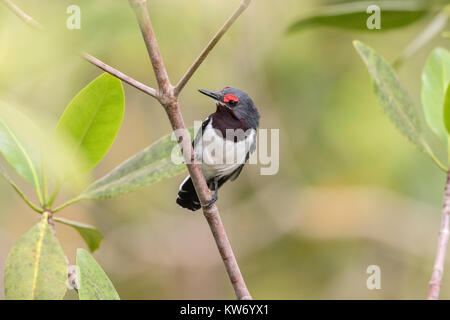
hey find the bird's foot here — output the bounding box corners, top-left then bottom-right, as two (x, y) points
(202, 193), (218, 209)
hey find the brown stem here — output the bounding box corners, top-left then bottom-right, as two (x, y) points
(128, 0), (252, 299)
(44, 210), (57, 237)
(174, 0), (252, 96)
(165, 101), (251, 300)
(82, 53), (158, 99)
(129, 0), (171, 94)
(428, 170), (450, 300)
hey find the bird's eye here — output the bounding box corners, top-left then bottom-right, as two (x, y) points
(224, 94), (238, 104)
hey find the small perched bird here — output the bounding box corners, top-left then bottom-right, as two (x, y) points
(176, 87), (260, 211)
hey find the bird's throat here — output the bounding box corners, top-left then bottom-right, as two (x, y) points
(212, 103), (249, 140)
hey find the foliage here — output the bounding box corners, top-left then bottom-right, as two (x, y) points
(1, 72), (190, 299)
(422, 48), (450, 143)
(4, 213), (67, 300)
(288, 0), (430, 33)
(53, 217), (104, 252)
(354, 41), (449, 170)
(77, 249), (120, 300)
(289, 1), (449, 68)
(75, 128), (193, 201)
(55, 73), (125, 174)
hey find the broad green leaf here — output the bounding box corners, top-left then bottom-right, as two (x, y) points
(80, 158), (187, 200)
(288, 1), (429, 33)
(76, 128), (193, 200)
(4, 214), (67, 300)
(422, 47), (450, 142)
(443, 84), (450, 135)
(76, 249), (120, 300)
(55, 73), (125, 174)
(0, 101), (42, 190)
(354, 40), (447, 170)
(54, 217), (103, 252)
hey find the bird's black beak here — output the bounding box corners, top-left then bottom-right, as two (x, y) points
(198, 89), (221, 101)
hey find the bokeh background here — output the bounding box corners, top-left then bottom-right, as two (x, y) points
(0, 0), (449, 299)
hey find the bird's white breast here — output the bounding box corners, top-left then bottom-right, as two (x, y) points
(194, 121), (256, 180)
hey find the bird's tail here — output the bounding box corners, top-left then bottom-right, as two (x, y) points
(176, 176), (201, 211)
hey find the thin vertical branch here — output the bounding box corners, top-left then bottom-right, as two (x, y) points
(129, 0), (171, 94)
(128, 0), (252, 300)
(428, 170), (450, 300)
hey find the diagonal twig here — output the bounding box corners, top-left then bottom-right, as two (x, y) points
(1, 0), (159, 100)
(82, 53), (158, 99)
(1, 0), (42, 29)
(393, 10), (449, 69)
(174, 0), (251, 96)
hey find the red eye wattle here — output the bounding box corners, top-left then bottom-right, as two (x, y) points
(224, 94), (238, 103)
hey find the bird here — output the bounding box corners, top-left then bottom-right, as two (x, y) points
(176, 87), (260, 211)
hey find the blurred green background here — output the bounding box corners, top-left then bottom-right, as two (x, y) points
(0, 0), (449, 299)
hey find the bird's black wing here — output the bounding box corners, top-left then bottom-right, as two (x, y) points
(176, 116), (212, 211)
(229, 142), (254, 182)
(192, 116), (212, 148)
(214, 163), (244, 191)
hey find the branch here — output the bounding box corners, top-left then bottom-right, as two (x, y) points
(428, 170), (450, 300)
(1, 0), (158, 99)
(393, 10), (448, 69)
(128, 0), (252, 299)
(129, 0), (171, 93)
(1, 0), (42, 29)
(174, 0), (251, 96)
(82, 53), (158, 99)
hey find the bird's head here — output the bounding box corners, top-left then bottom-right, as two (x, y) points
(198, 87), (260, 129)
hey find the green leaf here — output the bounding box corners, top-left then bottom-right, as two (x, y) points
(4, 213), (67, 300)
(54, 217), (103, 252)
(80, 158), (187, 200)
(443, 84), (450, 135)
(76, 128), (193, 200)
(288, 1), (429, 33)
(0, 102), (43, 200)
(76, 248), (120, 300)
(55, 73), (125, 174)
(421, 47), (450, 142)
(354, 40), (447, 171)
